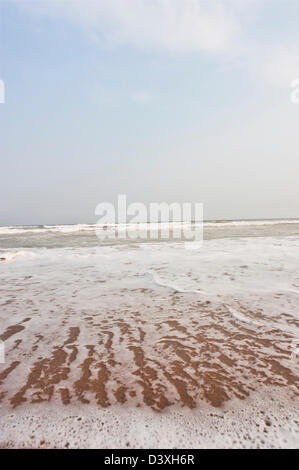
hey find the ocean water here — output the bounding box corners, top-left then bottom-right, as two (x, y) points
(1, 218), (299, 249)
(0, 220), (299, 448)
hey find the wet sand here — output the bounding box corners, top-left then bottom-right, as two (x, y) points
(0, 293), (298, 412)
(0, 235), (298, 447)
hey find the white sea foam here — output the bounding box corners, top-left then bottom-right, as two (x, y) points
(149, 271), (207, 295)
(225, 305), (261, 326)
(0, 231), (298, 448)
(0, 250), (38, 261)
(0, 388), (298, 448)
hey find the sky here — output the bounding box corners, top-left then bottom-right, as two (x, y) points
(0, 0), (299, 225)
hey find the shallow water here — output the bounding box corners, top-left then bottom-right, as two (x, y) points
(0, 220), (298, 447)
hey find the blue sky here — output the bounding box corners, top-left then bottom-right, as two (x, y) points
(0, 0), (299, 224)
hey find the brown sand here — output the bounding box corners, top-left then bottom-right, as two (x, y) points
(0, 296), (298, 411)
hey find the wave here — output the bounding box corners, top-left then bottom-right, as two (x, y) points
(203, 219), (299, 227)
(0, 219), (298, 235)
(0, 224), (96, 235)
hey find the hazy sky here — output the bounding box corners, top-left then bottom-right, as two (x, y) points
(0, 0), (299, 225)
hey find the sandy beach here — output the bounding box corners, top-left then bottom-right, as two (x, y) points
(0, 222), (298, 448)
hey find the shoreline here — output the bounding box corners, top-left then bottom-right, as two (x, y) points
(1, 235), (298, 448)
